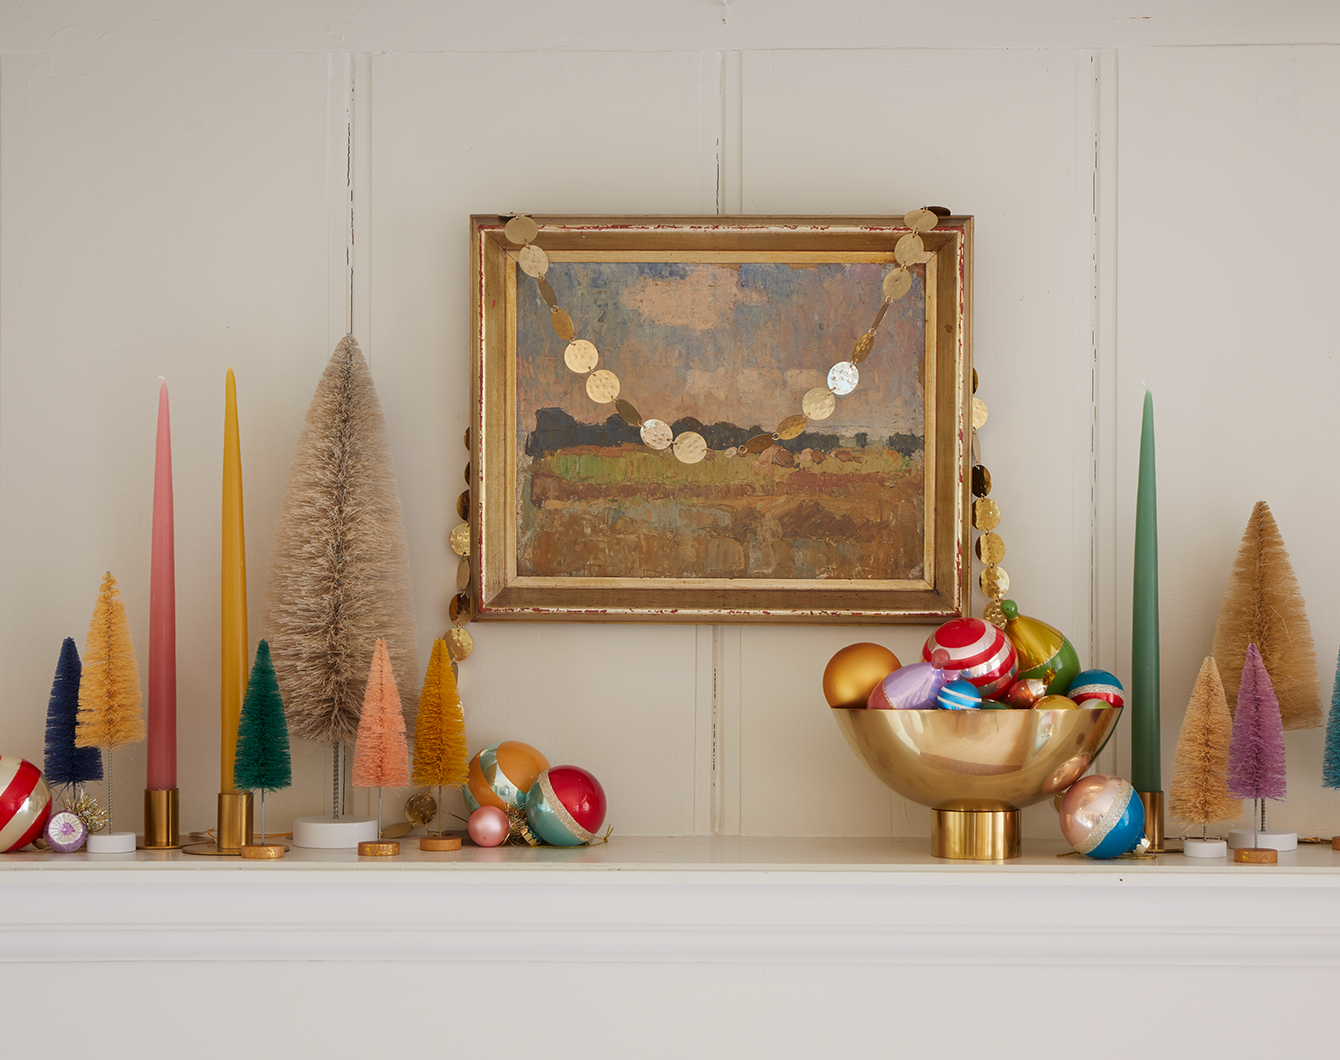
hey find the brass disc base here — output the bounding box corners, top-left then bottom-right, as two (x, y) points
(1137, 790), (1165, 853)
(420, 835), (462, 852)
(239, 844), (288, 860)
(358, 840), (400, 857)
(1235, 847), (1278, 864)
(932, 808), (1020, 860)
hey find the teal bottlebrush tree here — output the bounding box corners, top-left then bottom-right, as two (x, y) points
(1323, 645), (1340, 791)
(260, 337), (419, 819)
(233, 640), (292, 845)
(352, 638), (410, 838)
(44, 637), (103, 797)
(1226, 643), (1287, 846)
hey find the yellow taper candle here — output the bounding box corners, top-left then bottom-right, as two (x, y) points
(221, 368), (248, 792)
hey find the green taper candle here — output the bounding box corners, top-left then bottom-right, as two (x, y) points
(1131, 389), (1160, 792)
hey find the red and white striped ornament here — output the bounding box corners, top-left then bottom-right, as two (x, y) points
(922, 617), (1017, 698)
(0, 756), (52, 853)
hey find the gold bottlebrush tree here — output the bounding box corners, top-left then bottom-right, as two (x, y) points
(412, 638), (469, 835)
(1169, 656), (1242, 837)
(1210, 501), (1321, 730)
(261, 337), (420, 812)
(75, 571), (145, 832)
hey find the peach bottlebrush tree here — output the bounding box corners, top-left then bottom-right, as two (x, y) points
(1168, 656), (1241, 840)
(1211, 502), (1321, 730)
(75, 572), (145, 832)
(411, 638), (468, 835)
(353, 638), (410, 836)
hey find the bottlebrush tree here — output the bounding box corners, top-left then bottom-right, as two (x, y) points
(1211, 502), (1321, 730)
(353, 638), (411, 835)
(411, 638), (468, 834)
(1322, 645), (1340, 790)
(1168, 656), (1241, 836)
(43, 637), (103, 796)
(233, 640), (293, 843)
(1227, 643), (1287, 840)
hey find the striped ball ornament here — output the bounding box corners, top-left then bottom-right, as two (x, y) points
(524, 766), (607, 847)
(1067, 669), (1125, 709)
(0, 756), (52, 853)
(463, 741), (550, 813)
(923, 617), (1017, 698)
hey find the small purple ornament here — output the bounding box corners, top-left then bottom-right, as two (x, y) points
(44, 809), (87, 853)
(869, 649), (958, 710)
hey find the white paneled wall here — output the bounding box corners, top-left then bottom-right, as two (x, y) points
(3, 4), (1340, 841)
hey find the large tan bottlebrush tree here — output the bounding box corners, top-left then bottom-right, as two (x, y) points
(1210, 501), (1321, 730)
(262, 337), (420, 770)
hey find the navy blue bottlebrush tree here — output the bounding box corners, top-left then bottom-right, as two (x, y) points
(43, 637), (103, 797)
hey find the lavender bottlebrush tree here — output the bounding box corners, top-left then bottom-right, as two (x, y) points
(1226, 643), (1287, 846)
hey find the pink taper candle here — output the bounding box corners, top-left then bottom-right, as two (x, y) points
(220, 368), (247, 793)
(147, 379), (177, 790)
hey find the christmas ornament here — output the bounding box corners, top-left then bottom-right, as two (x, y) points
(868, 650), (957, 710)
(1000, 599), (1080, 695)
(44, 809), (87, 853)
(1002, 677), (1048, 709)
(922, 617), (1016, 698)
(937, 680), (982, 711)
(464, 741), (551, 813)
(467, 805), (509, 847)
(0, 756), (53, 853)
(823, 643), (901, 709)
(1034, 695), (1079, 710)
(1058, 775), (1148, 859)
(1068, 669), (1125, 709)
(525, 766), (607, 847)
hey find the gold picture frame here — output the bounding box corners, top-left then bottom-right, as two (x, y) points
(469, 214), (973, 623)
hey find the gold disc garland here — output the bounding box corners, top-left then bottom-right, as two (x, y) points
(969, 371), (1010, 628)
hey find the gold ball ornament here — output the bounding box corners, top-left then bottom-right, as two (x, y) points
(822, 642), (901, 709)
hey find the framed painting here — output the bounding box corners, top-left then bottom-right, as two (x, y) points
(469, 214), (973, 623)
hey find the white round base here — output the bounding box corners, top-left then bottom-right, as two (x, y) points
(1228, 828), (1297, 851)
(86, 831), (137, 854)
(1182, 838), (1228, 858)
(291, 816), (378, 849)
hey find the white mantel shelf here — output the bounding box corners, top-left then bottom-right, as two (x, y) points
(5, 835), (1340, 967)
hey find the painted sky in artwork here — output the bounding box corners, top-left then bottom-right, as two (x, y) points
(515, 260), (927, 442)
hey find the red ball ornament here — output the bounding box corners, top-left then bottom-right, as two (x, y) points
(467, 805), (510, 847)
(0, 756), (52, 853)
(923, 617), (1017, 698)
(525, 766), (608, 846)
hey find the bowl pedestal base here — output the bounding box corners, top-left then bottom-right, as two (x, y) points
(931, 808), (1020, 860)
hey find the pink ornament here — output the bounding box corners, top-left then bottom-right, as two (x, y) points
(1057, 774), (1146, 858)
(467, 804), (510, 847)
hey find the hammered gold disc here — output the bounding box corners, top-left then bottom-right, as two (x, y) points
(446, 626), (474, 661)
(463, 427), (470, 451)
(640, 418), (673, 450)
(775, 414), (807, 440)
(564, 339), (598, 374)
(981, 565), (1010, 597)
(894, 233), (924, 266)
(972, 397), (989, 430)
(551, 308), (575, 342)
(504, 215), (539, 245)
(975, 532), (1005, 564)
(456, 558), (471, 592)
(984, 599), (1007, 629)
(464, 462), (470, 484)
(802, 387), (836, 421)
(850, 331), (877, 365)
(742, 433), (775, 454)
(972, 497), (1001, 530)
(537, 277), (558, 308)
(972, 368), (979, 394)
(456, 490), (469, 520)
(905, 208), (938, 233)
(672, 431), (708, 464)
(616, 399), (643, 426)
(518, 243), (549, 278)
(449, 522), (470, 557)
(871, 300), (891, 331)
(882, 268), (913, 301)
(585, 369), (620, 403)
(971, 431), (981, 467)
(449, 592), (473, 625)
(971, 464), (992, 497)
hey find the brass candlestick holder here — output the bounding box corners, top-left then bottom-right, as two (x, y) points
(1138, 790), (1165, 853)
(182, 790), (254, 856)
(141, 789), (181, 849)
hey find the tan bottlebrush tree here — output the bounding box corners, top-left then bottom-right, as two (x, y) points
(261, 337), (420, 756)
(1210, 501), (1321, 730)
(1169, 657), (1242, 834)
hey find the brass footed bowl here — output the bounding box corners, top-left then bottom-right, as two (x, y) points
(832, 705), (1122, 812)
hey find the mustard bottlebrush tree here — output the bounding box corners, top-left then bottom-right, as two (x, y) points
(411, 639), (468, 835)
(1169, 657), (1242, 840)
(1211, 501), (1322, 730)
(261, 337), (419, 817)
(233, 640), (292, 845)
(352, 638), (411, 837)
(75, 572), (145, 832)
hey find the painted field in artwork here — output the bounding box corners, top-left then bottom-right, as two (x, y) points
(514, 259), (928, 582)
